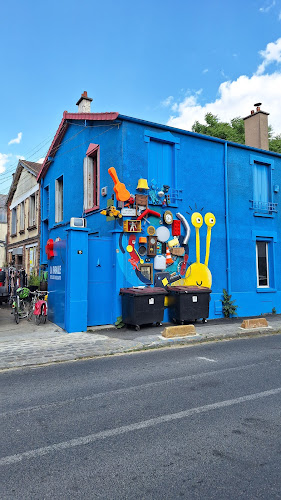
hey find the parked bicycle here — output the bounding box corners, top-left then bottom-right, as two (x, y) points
(28, 290), (49, 325)
(11, 287), (31, 324)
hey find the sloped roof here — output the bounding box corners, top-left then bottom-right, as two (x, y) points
(6, 160), (41, 205)
(37, 111), (119, 181)
(20, 160), (41, 176)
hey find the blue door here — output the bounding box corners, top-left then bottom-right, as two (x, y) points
(88, 237), (113, 326)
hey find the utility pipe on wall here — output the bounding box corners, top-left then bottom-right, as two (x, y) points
(224, 142), (231, 293)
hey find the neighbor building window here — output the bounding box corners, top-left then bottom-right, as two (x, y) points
(43, 185), (49, 220)
(29, 194), (36, 227)
(55, 176), (63, 223)
(256, 241), (269, 288)
(11, 207), (17, 235)
(20, 201), (25, 231)
(84, 145), (100, 211)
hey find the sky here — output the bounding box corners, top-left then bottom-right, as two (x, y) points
(0, 0), (281, 194)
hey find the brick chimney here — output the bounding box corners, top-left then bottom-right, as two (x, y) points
(243, 103), (269, 150)
(76, 91), (93, 113)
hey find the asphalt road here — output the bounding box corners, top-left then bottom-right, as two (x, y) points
(1, 335), (281, 499)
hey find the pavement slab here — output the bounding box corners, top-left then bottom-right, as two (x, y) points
(0, 303), (280, 370)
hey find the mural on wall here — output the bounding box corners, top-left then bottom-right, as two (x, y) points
(182, 212), (216, 288)
(106, 168), (215, 290)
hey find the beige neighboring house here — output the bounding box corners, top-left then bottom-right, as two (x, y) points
(0, 194), (8, 267)
(6, 160), (41, 276)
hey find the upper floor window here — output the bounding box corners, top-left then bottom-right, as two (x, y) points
(55, 176), (63, 223)
(20, 201), (25, 231)
(29, 194), (36, 227)
(250, 155), (277, 215)
(84, 144), (100, 212)
(144, 129), (181, 206)
(43, 185), (49, 220)
(11, 207), (17, 235)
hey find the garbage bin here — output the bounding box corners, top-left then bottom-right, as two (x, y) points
(167, 285), (211, 324)
(120, 287), (167, 330)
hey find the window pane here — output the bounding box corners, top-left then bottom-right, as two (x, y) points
(254, 163), (270, 204)
(256, 241), (268, 287)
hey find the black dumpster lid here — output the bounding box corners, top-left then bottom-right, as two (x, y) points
(167, 285), (211, 293)
(120, 287), (167, 295)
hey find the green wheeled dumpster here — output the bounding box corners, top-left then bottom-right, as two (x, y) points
(167, 285), (211, 324)
(120, 287), (167, 331)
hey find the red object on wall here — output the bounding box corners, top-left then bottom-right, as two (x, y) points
(172, 220), (181, 236)
(46, 239), (54, 259)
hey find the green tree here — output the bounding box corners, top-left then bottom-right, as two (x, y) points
(192, 113), (281, 153)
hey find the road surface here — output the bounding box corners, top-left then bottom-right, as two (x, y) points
(1, 334), (281, 499)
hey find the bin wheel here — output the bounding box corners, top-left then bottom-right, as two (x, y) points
(135, 325), (140, 331)
(202, 318), (207, 324)
(156, 322), (162, 327)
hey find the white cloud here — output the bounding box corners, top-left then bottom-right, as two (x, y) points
(0, 153), (11, 174)
(8, 132), (22, 145)
(202, 68), (208, 74)
(16, 155), (25, 160)
(167, 72), (281, 135)
(259, 0), (275, 13)
(256, 37), (281, 75)
(166, 38), (281, 135)
(37, 157), (45, 164)
(161, 96), (174, 107)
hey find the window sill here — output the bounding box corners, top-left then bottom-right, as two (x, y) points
(19, 229), (25, 234)
(27, 225), (37, 231)
(253, 213), (275, 218)
(10, 233), (17, 238)
(84, 206), (100, 215)
(256, 287), (277, 293)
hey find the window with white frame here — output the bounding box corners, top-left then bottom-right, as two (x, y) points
(83, 145), (99, 211)
(29, 194), (36, 227)
(11, 207), (17, 235)
(256, 241), (269, 287)
(55, 176), (63, 223)
(20, 201), (25, 231)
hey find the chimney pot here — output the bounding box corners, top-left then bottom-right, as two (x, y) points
(76, 91), (93, 113)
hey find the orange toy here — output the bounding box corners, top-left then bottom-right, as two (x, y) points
(166, 248), (174, 266)
(108, 167), (130, 202)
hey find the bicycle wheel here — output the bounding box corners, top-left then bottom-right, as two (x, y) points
(14, 310), (19, 324)
(35, 314), (41, 325)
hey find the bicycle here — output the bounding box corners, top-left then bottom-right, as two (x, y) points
(11, 287), (31, 324)
(29, 290), (48, 325)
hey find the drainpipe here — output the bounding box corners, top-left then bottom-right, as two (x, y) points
(224, 142), (231, 293)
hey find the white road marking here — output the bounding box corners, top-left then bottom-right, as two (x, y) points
(197, 357), (217, 362)
(1, 387), (280, 466)
(1, 359), (280, 418)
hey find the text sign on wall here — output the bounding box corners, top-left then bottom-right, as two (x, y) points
(50, 265), (62, 281)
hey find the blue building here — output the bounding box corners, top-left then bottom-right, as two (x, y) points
(38, 93), (281, 332)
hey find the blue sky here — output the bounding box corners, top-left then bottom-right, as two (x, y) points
(1, 0), (281, 193)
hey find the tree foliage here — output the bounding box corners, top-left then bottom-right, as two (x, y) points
(192, 113), (281, 153)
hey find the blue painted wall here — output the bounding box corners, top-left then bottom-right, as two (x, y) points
(40, 115), (281, 330)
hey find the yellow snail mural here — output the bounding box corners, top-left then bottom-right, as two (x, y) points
(183, 212), (216, 288)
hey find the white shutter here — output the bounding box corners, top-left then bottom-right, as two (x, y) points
(83, 157), (94, 210)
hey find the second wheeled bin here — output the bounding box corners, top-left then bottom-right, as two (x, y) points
(167, 285), (211, 324)
(120, 287), (167, 330)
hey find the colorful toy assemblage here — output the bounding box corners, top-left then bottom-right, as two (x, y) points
(172, 220), (181, 236)
(136, 178), (149, 191)
(100, 206), (122, 218)
(123, 220), (142, 232)
(108, 167), (130, 202)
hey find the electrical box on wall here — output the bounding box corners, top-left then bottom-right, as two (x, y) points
(70, 217), (86, 228)
(101, 186), (107, 196)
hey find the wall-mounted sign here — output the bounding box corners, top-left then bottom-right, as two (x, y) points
(121, 208), (136, 216)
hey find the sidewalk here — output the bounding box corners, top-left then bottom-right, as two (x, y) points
(1, 302), (280, 370)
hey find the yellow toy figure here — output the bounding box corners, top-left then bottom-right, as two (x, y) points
(183, 212), (216, 288)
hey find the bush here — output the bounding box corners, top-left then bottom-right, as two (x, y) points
(221, 289), (238, 318)
(28, 271), (40, 287)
